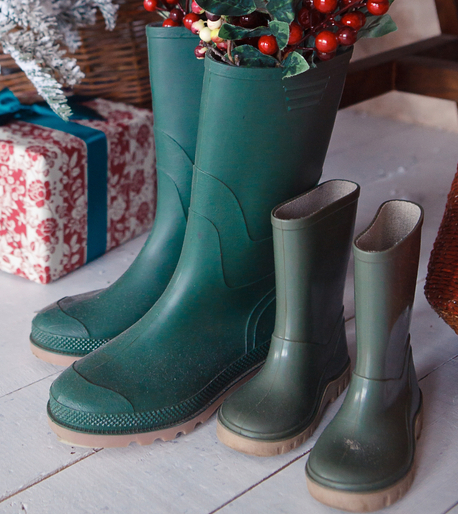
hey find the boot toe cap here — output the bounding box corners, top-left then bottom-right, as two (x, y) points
(306, 428), (413, 493)
(49, 365), (135, 431)
(219, 383), (308, 441)
(32, 299), (90, 340)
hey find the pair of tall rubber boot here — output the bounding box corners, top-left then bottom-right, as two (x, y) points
(217, 183), (424, 512)
(30, 26), (352, 446)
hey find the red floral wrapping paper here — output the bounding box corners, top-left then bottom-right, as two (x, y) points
(0, 99), (156, 284)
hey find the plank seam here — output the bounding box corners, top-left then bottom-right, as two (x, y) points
(208, 449), (312, 514)
(0, 449), (103, 504)
(0, 372), (61, 401)
(442, 499), (458, 514)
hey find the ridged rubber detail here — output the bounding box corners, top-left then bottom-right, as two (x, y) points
(30, 326), (108, 355)
(48, 341), (270, 434)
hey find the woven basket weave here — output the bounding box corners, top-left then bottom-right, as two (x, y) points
(425, 164), (458, 334)
(0, 2), (156, 108)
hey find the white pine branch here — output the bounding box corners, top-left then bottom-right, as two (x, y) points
(0, 0), (119, 118)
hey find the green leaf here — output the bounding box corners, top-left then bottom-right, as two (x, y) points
(358, 14), (397, 39)
(282, 51), (310, 78)
(232, 44), (278, 67)
(254, 0), (270, 13)
(266, 0), (295, 23)
(269, 20), (290, 50)
(219, 23), (271, 41)
(197, 0), (257, 17)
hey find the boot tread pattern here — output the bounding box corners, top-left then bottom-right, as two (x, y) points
(48, 342), (270, 434)
(30, 327), (108, 354)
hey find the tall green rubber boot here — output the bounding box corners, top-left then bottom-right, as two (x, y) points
(47, 49), (352, 448)
(217, 179), (360, 456)
(306, 200), (424, 513)
(30, 26), (204, 366)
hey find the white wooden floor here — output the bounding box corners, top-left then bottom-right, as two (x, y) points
(1, 109), (458, 514)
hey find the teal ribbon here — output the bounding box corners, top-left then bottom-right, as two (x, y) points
(0, 88), (108, 263)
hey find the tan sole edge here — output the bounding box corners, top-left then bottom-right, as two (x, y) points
(306, 406), (424, 513)
(30, 341), (82, 367)
(216, 364), (352, 457)
(48, 368), (260, 448)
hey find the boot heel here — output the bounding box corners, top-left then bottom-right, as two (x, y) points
(328, 364), (351, 404)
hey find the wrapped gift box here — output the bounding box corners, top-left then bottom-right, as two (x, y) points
(0, 98), (156, 284)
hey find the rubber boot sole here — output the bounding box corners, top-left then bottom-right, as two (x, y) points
(305, 404), (423, 513)
(48, 367), (261, 448)
(216, 364), (351, 457)
(30, 341), (84, 366)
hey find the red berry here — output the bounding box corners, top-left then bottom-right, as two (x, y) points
(143, 0), (157, 11)
(337, 26), (357, 46)
(239, 12), (267, 28)
(302, 0), (314, 8)
(288, 22), (303, 45)
(315, 30), (338, 53)
(217, 40), (228, 50)
(165, 0), (179, 4)
(191, 0), (204, 13)
(366, 0), (389, 15)
(297, 7), (324, 29)
(163, 18), (180, 26)
(313, 0), (338, 13)
(341, 11), (365, 30)
(297, 8), (310, 28)
(339, 0), (358, 6)
(258, 35), (278, 55)
(183, 12), (200, 30)
(169, 8), (184, 22)
(194, 45), (207, 59)
(316, 49), (336, 61)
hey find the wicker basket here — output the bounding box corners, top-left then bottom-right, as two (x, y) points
(425, 164), (458, 334)
(0, 2), (157, 108)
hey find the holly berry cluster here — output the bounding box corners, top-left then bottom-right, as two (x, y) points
(143, 0), (189, 26)
(144, 0), (396, 77)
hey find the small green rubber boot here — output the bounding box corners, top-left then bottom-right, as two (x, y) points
(30, 26), (204, 366)
(47, 50), (352, 448)
(217, 179), (360, 456)
(306, 200), (424, 513)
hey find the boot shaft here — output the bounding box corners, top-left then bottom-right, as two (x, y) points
(147, 25), (203, 160)
(193, 51), (352, 243)
(147, 25), (204, 214)
(188, 52), (352, 289)
(271, 180), (359, 344)
(353, 200), (424, 380)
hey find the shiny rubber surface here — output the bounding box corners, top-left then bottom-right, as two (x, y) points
(217, 180), (359, 448)
(306, 200), (424, 509)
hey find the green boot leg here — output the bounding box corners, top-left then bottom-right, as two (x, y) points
(217, 179), (360, 456)
(30, 26), (204, 365)
(306, 200), (424, 512)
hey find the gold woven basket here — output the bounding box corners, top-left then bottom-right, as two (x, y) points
(0, 2), (157, 108)
(425, 164), (458, 334)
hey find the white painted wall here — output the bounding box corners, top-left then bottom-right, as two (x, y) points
(349, 0), (458, 132)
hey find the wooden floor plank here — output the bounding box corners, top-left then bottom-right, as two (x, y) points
(0, 376), (98, 503)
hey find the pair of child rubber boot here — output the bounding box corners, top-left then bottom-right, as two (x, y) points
(217, 180), (424, 513)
